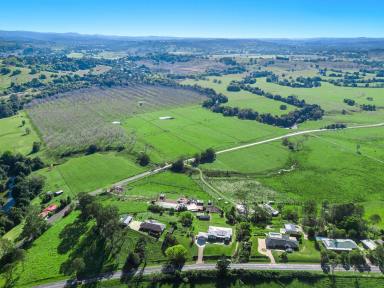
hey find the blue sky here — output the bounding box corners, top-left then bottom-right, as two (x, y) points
(1, 0), (383, 38)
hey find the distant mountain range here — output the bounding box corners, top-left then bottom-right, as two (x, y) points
(1, 30), (384, 52)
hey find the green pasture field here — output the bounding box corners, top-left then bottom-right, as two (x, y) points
(202, 126), (384, 204)
(182, 76), (297, 115)
(253, 77), (384, 112)
(259, 127), (384, 203)
(299, 109), (384, 130)
(202, 141), (291, 174)
(363, 200), (384, 229)
(35, 152), (145, 198)
(122, 105), (286, 162)
(0, 112), (41, 155)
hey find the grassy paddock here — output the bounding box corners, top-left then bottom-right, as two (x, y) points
(0, 112), (41, 155)
(35, 152), (145, 198)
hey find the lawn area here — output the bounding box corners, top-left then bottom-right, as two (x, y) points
(273, 239), (321, 264)
(182, 76), (297, 115)
(0, 112), (41, 155)
(122, 105), (286, 162)
(203, 240), (237, 258)
(35, 152), (145, 198)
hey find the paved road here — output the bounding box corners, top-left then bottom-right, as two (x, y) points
(35, 263), (382, 288)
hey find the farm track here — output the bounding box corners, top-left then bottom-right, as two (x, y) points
(88, 122), (384, 196)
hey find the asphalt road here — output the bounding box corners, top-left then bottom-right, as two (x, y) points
(34, 263), (382, 288)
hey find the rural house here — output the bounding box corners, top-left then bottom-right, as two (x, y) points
(318, 237), (358, 251)
(139, 220), (166, 237)
(266, 232), (299, 250)
(281, 223), (301, 236)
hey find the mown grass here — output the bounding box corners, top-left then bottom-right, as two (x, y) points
(273, 240), (321, 264)
(0, 112), (41, 155)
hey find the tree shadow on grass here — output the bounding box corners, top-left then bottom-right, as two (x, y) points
(57, 218), (89, 254)
(60, 227), (121, 279)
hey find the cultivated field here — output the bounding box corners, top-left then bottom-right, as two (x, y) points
(27, 85), (205, 155)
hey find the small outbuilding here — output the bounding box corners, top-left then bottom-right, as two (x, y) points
(120, 215), (133, 226)
(361, 239), (377, 251)
(54, 190), (63, 196)
(196, 214), (211, 221)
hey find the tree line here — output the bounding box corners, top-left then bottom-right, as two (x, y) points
(0, 151), (45, 235)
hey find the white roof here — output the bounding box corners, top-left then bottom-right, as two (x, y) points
(322, 238), (358, 251)
(284, 223), (300, 233)
(155, 201), (179, 209)
(361, 239), (377, 250)
(120, 215), (133, 225)
(208, 226), (232, 238)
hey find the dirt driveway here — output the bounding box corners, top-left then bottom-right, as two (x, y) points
(258, 238), (275, 264)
